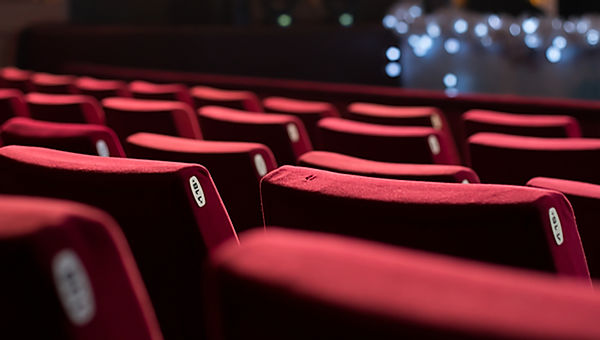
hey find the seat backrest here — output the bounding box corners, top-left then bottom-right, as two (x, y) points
(468, 132), (600, 184)
(26, 92), (105, 125)
(127, 132), (277, 232)
(463, 109), (582, 138)
(527, 177), (600, 279)
(206, 228), (600, 340)
(30, 73), (77, 94)
(0, 195), (163, 340)
(102, 97), (202, 147)
(75, 77), (131, 101)
(0, 67), (32, 92)
(191, 85), (262, 112)
(0, 145), (237, 340)
(1, 117), (125, 157)
(260, 165), (589, 279)
(129, 80), (193, 107)
(197, 106), (312, 165)
(317, 117), (459, 164)
(263, 96), (339, 143)
(298, 151), (479, 183)
(346, 102), (446, 128)
(0, 89), (29, 124)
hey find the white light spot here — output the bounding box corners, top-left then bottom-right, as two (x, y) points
(509, 23), (521, 36)
(395, 21), (409, 34)
(481, 36), (492, 47)
(339, 13), (353, 27)
(546, 46), (561, 63)
(413, 35), (433, 57)
(385, 62), (402, 77)
(277, 14), (292, 27)
(577, 20), (590, 34)
(522, 17), (539, 34)
(408, 34), (420, 47)
(524, 34), (541, 49)
(287, 123), (300, 142)
(408, 5), (422, 18)
(563, 21), (575, 33)
(443, 73), (457, 88)
(587, 29), (599, 46)
(254, 154), (268, 177)
(427, 135), (441, 155)
(445, 88), (459, 97)
(383, 15), (397, 29)
(552, 18), (562, 30)
(552, 36), (567, 49)
(385, 46), (401, 61)
(488, 14), (502, 30)
(426, 23), (441, 38)
(454, 19), (468, 34)
(95, 139), (110, 157)
(474, 23), (488, 37)
(444, 38), (460, 54)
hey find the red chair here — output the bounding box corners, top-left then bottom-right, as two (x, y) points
(261, 165), (588, 279)
(1, 117), (125, 157)
(129, 80), (193, 107)
(527, 177), (600, 279)
(127, 132), (277, 232)
(102, 97), (202, 147)
(197, 106), (312, 165)
(298, 151), (479, 183)
(263, 96), (339, 143)
(26, 93), (105, 125)
(317, 117), (459, 165)
(346, 102), (447, 128)
(463, 109), (582, 138)
(191, 85), (262, 112)
(0, 66), (32, 92)
(468, 133), (600, 184)
(0, 145), (238, 340)
(0, 89), (29, 124)
(74, 77), (131, 100)
(30, 73), (77, 94)
(0, 196), (163, 340)
(207, 228), (599, 340)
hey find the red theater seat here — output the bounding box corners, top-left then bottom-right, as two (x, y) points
(261, 166), (588, 279)
(346, 102), (447, 129)
(26, 93), (105, 125)
(1, 117), (125, 157)
(75, 77), (131, 100)
(527, 177), (600, 279)
(102, 97), (202, 147)
(197, 106), (311, 164)
(468, 133), (600, 185)
(298, 151), (479, 183)
(30, 73), (77, 94)
(191, 85), (262, 112)
(0, 196), (163, 340)
(0, 67), (32, 92)
(207, 228), (599, 340)
(127, 132), (277, 232)
(463, 110), (582, 138)
(0, 146), (237, 340)
(129, 80), (193, 107)
(0, 89), (29, 124)
(263, 96), (339, 142)
(317, 117), (459, 165)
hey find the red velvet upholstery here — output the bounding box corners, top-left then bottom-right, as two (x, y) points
(317, 117), (459, 165)
(129, 80), (194, 107)
(74, 77), (131, 100)
(527, 177), (600, 279)
(207, 228), (599, 340)
(102, 97), (202, 148)
(463, 109), (582, 138)
(127, 132), (277, 232)
(0, 196), (163, 340)
(31, 73), (77, 94)
(26, 92), (105, 125)
(0, 89), (29, 124)
(468, 133), (600, 185)
(191, 85), (262, 112)
(346, 102), (446, 128)
(0, 67), (32, 92)
(0, 145), (238, 340)
(263, 96), (339, 143)
(260, 166), (589, 279)
(197, 106), (312, 165)
(1, 117), (125, 157)
(298, 151), (479, 183)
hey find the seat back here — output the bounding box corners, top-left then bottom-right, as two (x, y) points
(0, 67), (32, 92)
(26, 93), (105, 125)
(129, 80), (193, 107)
(0, 89), (29, 124)
(75, 77), (131, 101)
(191, 85), (262, 112)
(31, 73), (77, 94)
